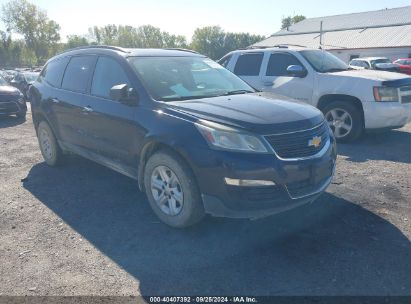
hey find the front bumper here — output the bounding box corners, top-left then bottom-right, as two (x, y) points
(363, 101), (411, 129)
(0, 98), (26, 116)
(188, 137), (337, 219)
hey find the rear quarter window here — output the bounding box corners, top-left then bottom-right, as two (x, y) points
(42, 57), (70, 88)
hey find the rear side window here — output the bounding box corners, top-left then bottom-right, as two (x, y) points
(91, 57), (130, 99)
(42, 57), (70, 88)
(266, 53), (304, 76)
(62, 56), (96, 93)
(234, 53), (263, 76)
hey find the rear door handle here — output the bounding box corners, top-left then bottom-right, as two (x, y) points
(51, 98), (60, 104)
(82, 106), (94, 114)
(263, 81), (274, 86)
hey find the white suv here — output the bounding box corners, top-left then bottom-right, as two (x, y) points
(220, 47), (411, 142)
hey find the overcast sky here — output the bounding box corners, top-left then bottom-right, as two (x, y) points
(1, 0), (411, 40)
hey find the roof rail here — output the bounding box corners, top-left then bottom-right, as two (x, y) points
(247, 44), (307, 49)
(58, 45), (130, 55)
(273, 44), (307, 48)
(164, 48), (199, 54)
(246, 45), (272, 49)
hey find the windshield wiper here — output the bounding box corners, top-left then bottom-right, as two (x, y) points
(323, 68), (348, 73)
(161, 95), (221, 102)
(222, 89), (255, 96)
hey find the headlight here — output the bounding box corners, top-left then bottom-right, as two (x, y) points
(373, 86), (399, 102)
(195, 120), (268, 153)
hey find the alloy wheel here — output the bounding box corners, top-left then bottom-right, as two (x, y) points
(325, 108), (353, 139)
(150, 165), (184, 216)
(39, 128), (54, 161)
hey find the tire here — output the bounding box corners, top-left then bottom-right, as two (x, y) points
(144, 150), (205, 228)
(322, 101), (363, 142)
(16, 109), (26, 120)
(37, 121), (63, 166)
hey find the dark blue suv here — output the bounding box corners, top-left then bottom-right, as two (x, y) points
(30, 46), (336, 227)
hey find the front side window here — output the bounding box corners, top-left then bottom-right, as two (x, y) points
(266, 53), (305, 76)
(299, 50), (348, 73)
(233, 53), (264, 76)
(91, 57), (130, 99)
(62, 56), (95, 93)
(129, 56), (254, 102)
(42, 57), (70, 88)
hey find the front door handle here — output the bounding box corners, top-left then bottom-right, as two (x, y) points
(263, 81), (274, 86)
(51, 98), (60, 104)
(82, 106), (94, 114)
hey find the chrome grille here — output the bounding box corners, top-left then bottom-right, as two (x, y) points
(265, 122), (330, 159)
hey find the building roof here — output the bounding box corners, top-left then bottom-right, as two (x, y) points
(253, 6), (411, 50)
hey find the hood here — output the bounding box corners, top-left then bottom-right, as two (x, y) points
(329, 69), (409, 82)
(0, 85), (21, 95)
(165, 92), (324, 134)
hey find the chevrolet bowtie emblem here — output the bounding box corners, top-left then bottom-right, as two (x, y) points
(308, 136), (322, 148)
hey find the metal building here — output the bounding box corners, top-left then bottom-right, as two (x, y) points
(252, 6), (411, 63)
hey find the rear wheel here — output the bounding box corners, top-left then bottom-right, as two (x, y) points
(144, 150), (205, 228)
(37, 121), (63, 166)
(322, 101), (363, 142)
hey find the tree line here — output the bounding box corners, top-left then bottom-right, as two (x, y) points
(0, 0), (304, 67)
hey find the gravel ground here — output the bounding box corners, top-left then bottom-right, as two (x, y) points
(0, 105), (410, 297)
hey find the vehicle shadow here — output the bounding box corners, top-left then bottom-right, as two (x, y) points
(338, 128), (411, 164)
(23, 158), (411, 296)
(0, 115), (26, 128)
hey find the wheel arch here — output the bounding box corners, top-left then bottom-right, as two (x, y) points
(137, 140), (197, 193)
(317, 94), (365, 127)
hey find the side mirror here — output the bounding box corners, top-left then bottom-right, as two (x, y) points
(110, 84), (138, 105)
(286, 65), (307, 77)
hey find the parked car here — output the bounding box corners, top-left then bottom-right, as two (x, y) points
(10, 71), (39, 98)
(3, 70), (18, 82)
(0, 75), (27, 119)
(220, 47), (411, 142)
(30, 46), (336, 227)
(349, 57), (400, 73)
(393, 58), (411, 75)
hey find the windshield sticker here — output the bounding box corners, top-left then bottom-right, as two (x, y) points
(170, 84), (191, 96)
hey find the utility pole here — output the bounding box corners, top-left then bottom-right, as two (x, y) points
(319, 21), (323, 49)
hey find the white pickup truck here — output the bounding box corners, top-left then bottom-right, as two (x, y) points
(219, 46), (411, 142)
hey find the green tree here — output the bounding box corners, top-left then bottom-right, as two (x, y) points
(191, 26), (264, 60)
(66, 35), (90, 49)
(87, 24), (188, 49)
(1, 0), (61, 64)
(281, 15), (306, 29)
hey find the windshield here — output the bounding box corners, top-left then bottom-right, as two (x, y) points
(299, 50), (349, 73)
(0, 76), (8, 86)
(371, 59), (391, 67)
(128, 56), (254, 101)
(24, 73), (39, 83)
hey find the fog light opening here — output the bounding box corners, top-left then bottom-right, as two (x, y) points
(224, 178), (276, 187)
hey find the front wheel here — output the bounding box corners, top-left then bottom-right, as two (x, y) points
(16, 109), (26, 120)
(144, 150), (205, 228)
(322, 101), (363, 142)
